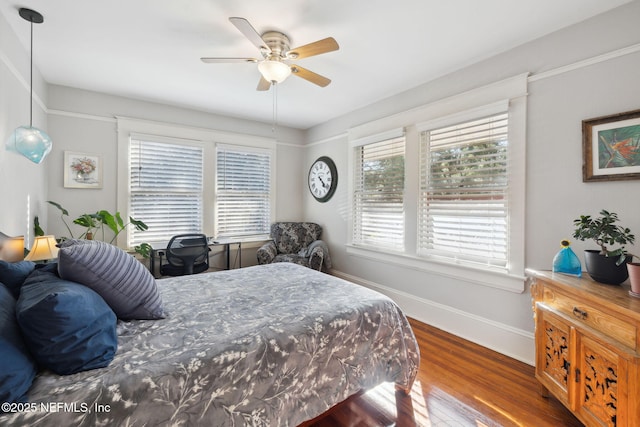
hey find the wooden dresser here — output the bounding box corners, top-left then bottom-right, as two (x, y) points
(528, 270), (640, 427)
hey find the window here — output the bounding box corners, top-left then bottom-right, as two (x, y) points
(352, 136), (405, 251)
(418, 112), (509, 269)
(118, 117), (277, 248)
(129, 138), (204, 246)
(346, 75), (526, 290)
(215, 144), (272, 238)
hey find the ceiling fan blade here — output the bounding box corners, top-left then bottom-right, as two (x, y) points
(229, 17), (271, 54)
(291, 65), (331, 87)
(200, 57), (258, 63)
(287, 37), (339, 59)
(257, 76), (271, 91)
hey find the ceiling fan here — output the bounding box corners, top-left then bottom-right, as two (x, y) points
(201, 17), (339, 91)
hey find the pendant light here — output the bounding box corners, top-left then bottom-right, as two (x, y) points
(5, 8), (52, 164)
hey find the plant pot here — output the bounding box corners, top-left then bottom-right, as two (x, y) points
(628, 262), (640, 295)
(583, 250), (631, 285)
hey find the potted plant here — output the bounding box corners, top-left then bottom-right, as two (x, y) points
(628, 256), (640, 296)
(46, 201), (151, 259)
(572, 210), (635, 285)
(73, 213), (100, 240)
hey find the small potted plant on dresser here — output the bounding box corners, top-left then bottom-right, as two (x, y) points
(572, 209), (635, 285)
(628, 256), (640, 296)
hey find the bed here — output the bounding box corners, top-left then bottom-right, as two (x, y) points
(3, 262), (419, 426)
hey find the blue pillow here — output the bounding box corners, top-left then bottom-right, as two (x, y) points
(16, 269), (118, 375)
(0, 283), (37, 405)
(0, 260), (35, 298)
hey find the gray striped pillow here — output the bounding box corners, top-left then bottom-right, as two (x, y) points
(57, 239), (164, 320)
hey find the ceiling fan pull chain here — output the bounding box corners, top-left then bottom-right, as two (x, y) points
(272, 83), (278, 135)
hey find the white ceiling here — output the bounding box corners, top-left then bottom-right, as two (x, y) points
(0, 0), (631, 129)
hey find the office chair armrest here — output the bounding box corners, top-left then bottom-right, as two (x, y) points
(257, 240), (277, 265)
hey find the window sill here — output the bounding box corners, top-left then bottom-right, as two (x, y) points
(345, 244), (525, 293)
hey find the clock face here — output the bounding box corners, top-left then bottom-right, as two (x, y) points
(308, 156), (337, 202)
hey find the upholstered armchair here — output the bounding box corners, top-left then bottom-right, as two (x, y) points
(257, 222), (331, 271)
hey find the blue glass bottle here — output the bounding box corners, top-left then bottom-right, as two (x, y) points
(552, 239), (582, 277)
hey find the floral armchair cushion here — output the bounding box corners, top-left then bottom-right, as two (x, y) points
(257, 222), (331, 271)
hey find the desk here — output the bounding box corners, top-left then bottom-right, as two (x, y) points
(148, 239), (242, 278)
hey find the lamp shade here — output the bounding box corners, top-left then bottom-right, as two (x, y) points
(258, 60), (292, 84)
(0, 234), (25, 262)
(25, 235), (59, 262)
(6, 126), (53, 164)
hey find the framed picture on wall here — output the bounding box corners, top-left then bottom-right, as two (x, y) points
(582, 109), (640, 182)
(63, 151), (103, 189)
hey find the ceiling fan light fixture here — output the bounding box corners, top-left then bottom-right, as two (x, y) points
(258, 60), (291, 84)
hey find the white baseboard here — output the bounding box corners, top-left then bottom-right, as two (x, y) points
(330, 269), (535, 366)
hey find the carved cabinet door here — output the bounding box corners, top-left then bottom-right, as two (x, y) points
(534, 305), (573, 409)
(574, 333), (630, 427)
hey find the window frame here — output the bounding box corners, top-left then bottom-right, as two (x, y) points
(128, 135), (205, 247)
(116, 116), (276, 248)
(351, 129), (406, 252)
(215, 143), (274, 239)
(346, 74), (527, 292)
(417, 103), (510, 269)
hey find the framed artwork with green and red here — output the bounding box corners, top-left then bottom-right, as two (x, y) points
(582, 109), (640, 182)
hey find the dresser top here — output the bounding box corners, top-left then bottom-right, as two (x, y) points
(527, 269), (640, 315)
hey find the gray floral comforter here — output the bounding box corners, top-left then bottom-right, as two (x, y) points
(5, 263), (419, 427)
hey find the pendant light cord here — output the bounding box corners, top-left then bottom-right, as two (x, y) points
(29, 18), (34, 127)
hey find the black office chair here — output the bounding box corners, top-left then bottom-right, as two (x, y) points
(159, 234), (210, 276)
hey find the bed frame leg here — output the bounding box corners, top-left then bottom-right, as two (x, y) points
(395, 383), (413, 396)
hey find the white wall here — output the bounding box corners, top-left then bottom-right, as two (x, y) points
(44, 86), (306, 256)
(0, 10), (49, 247)
(304, 1), (640, 364)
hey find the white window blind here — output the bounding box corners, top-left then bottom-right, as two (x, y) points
(418, 112), (509, 267)
(129, 138), (203, 246)
(216, 145), (271, 237)
(353, 137), (405, 250)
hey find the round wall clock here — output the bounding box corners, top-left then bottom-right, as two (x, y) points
(308, 156), (338, 202)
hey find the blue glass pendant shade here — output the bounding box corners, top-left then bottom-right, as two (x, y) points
(552, 240), (582, 277)
(6, 125), (52, 164)
(6, 8), (52, 165)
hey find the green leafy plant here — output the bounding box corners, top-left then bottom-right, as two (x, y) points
(572, 209), (635, 265)
(133, 242), (152, 259)
(70, 210), (147, 244)
(73, 213), (100, 239)
(46, 201), (151, 258)
(34, 216), (45, 237)
(48, 201), (75, 238)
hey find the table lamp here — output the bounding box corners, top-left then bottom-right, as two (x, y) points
(24, 235), (59, 262)
(0, 232), (25, 262)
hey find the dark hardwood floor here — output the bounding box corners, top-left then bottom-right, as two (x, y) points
(305, 318), (583, 427)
